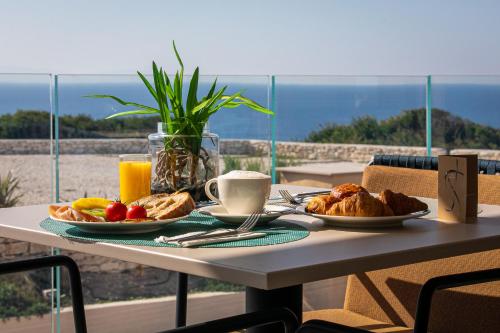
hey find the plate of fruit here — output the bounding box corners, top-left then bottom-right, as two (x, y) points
(48, 192), (195, 234)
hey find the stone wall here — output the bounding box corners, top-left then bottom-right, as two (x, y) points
(274, 142), (448, 162)
(0, 139), (149, 155)
(448, 148), (500, 161)
(0, 237), (49, 259)
(0, 138), (455, 163)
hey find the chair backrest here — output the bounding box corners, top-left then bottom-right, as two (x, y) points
(363, 165), (500, 205)
(371, 154), (500, 175)
(343, 165), (500, 333)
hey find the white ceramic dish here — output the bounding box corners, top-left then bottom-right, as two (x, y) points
(296, 206), (431, 228)
(197, 205), (290, 225)
(50, 215), (187, 234)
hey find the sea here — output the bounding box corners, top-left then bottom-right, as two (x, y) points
(0, 82), (499, 141)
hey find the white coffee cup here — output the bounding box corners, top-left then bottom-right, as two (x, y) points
(204, 170), (272, 214)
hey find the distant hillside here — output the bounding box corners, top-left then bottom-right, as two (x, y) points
(305, 108), (500, 149)
(1, 109), (500, 150)
(0, 110), (159, 139)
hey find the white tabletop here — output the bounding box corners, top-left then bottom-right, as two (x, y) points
(0, 185), (499, 290)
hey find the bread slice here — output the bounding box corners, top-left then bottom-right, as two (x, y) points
(129, 193), (170, 207)
(129, 192), (195, 220)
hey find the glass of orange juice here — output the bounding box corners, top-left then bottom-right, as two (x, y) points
(119, 154), (152, 204)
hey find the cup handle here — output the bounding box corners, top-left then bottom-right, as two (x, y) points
(204, 178), (221, 204)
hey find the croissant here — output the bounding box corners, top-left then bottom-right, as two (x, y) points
(331, 183), (368, 201)
(378, 190), (428, 215)
(326, 192), (394, 217)
(306, 195), (339, 214)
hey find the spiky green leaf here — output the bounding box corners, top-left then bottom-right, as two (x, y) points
(105, 109), (159, 119)
(186, 67), (199, 115)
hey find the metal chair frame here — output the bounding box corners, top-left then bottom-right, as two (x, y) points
(0, 255), (87, 333)
(1, 258), (497, 332)
(298, 268), (500, 333)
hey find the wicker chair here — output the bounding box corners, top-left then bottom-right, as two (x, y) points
(303, 163), (500, 333)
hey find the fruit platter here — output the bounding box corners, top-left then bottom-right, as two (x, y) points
(48, 192), (195, 234)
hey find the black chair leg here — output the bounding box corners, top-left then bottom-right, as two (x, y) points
(176, 272), (188, 327)
(0, 255), (87, 333)
(161, 307), (298, 333)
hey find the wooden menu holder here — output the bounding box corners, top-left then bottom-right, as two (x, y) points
(438, 155), (478, 223)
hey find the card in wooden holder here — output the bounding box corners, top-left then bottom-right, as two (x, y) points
(438, 155), (478, 223)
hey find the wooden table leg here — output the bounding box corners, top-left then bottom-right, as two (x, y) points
(246, 284), (302, 333)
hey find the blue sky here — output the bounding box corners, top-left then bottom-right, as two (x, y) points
(1, 0), (499, 75)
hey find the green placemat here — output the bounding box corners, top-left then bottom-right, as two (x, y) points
(39, 211), (309, 248)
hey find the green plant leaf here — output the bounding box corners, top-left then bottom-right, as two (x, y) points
(209, 92), (241, 114)
(172, 41), (184, 105)
(87, 40), (273, 138)
(223, 95), (274, 115)
(186, 67), (199, 116)
(196, 86), (227, 118)
(207, 78), (218, 98)
(174, 71), (182, 108)
(137, 71), (158, 103)
(191, 98), (212, 113)
(173, 41), (184, 69)
(105, 109), (159, 119)
(85, 94), (158, 112)
(152, 63), (169, 122)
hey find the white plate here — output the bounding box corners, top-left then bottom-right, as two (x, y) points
(197, 205), (290, 225)
(50, 215), (187, 234)
(297, 206), (431, 228)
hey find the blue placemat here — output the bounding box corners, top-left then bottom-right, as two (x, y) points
(40, 211), (309, 248)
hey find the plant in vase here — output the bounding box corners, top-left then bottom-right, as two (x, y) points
(88, 42), (273, 201)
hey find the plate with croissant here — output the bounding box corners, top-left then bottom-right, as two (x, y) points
(303, 183), (430, 228)
(48, 192), (195, 234)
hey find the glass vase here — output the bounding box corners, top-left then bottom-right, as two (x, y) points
(148, 123), (219, 202)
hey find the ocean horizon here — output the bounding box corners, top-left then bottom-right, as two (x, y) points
(1, 82), (499, 141)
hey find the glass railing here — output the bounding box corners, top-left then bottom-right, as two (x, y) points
(430, 75), (500, 158)
(52, 74), (270, 331)
(0, 74), (56, 331)
(273, 75), (428, 185)
(1, 73), (499, 332)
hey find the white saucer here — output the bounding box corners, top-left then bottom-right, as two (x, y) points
(197, 205), (289, 225)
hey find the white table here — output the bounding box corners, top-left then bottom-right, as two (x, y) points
(1, 185), (499, 332)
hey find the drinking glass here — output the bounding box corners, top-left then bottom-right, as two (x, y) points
(119, 154), (152, 204)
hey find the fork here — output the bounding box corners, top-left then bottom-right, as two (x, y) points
(279, 189), (303, 204)
(268, 202), (316, 217)
(172, 211), (262, 243)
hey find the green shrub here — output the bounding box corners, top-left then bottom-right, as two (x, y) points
(276, 154), (299, 168)
(223, 155), (242, 174)
(305, 109), (500, 149)
(0, 275), (51, 319)
(191, 278), (244, 293)
(275, 155), (300, 183)
(245, 160), (262, 172)
(0, 110), (160, 139)
(0, 171), (22, 208)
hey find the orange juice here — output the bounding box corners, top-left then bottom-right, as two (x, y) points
(119, 155), (152, 204)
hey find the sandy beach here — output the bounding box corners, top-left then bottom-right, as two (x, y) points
(0, 155), (119, 205)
